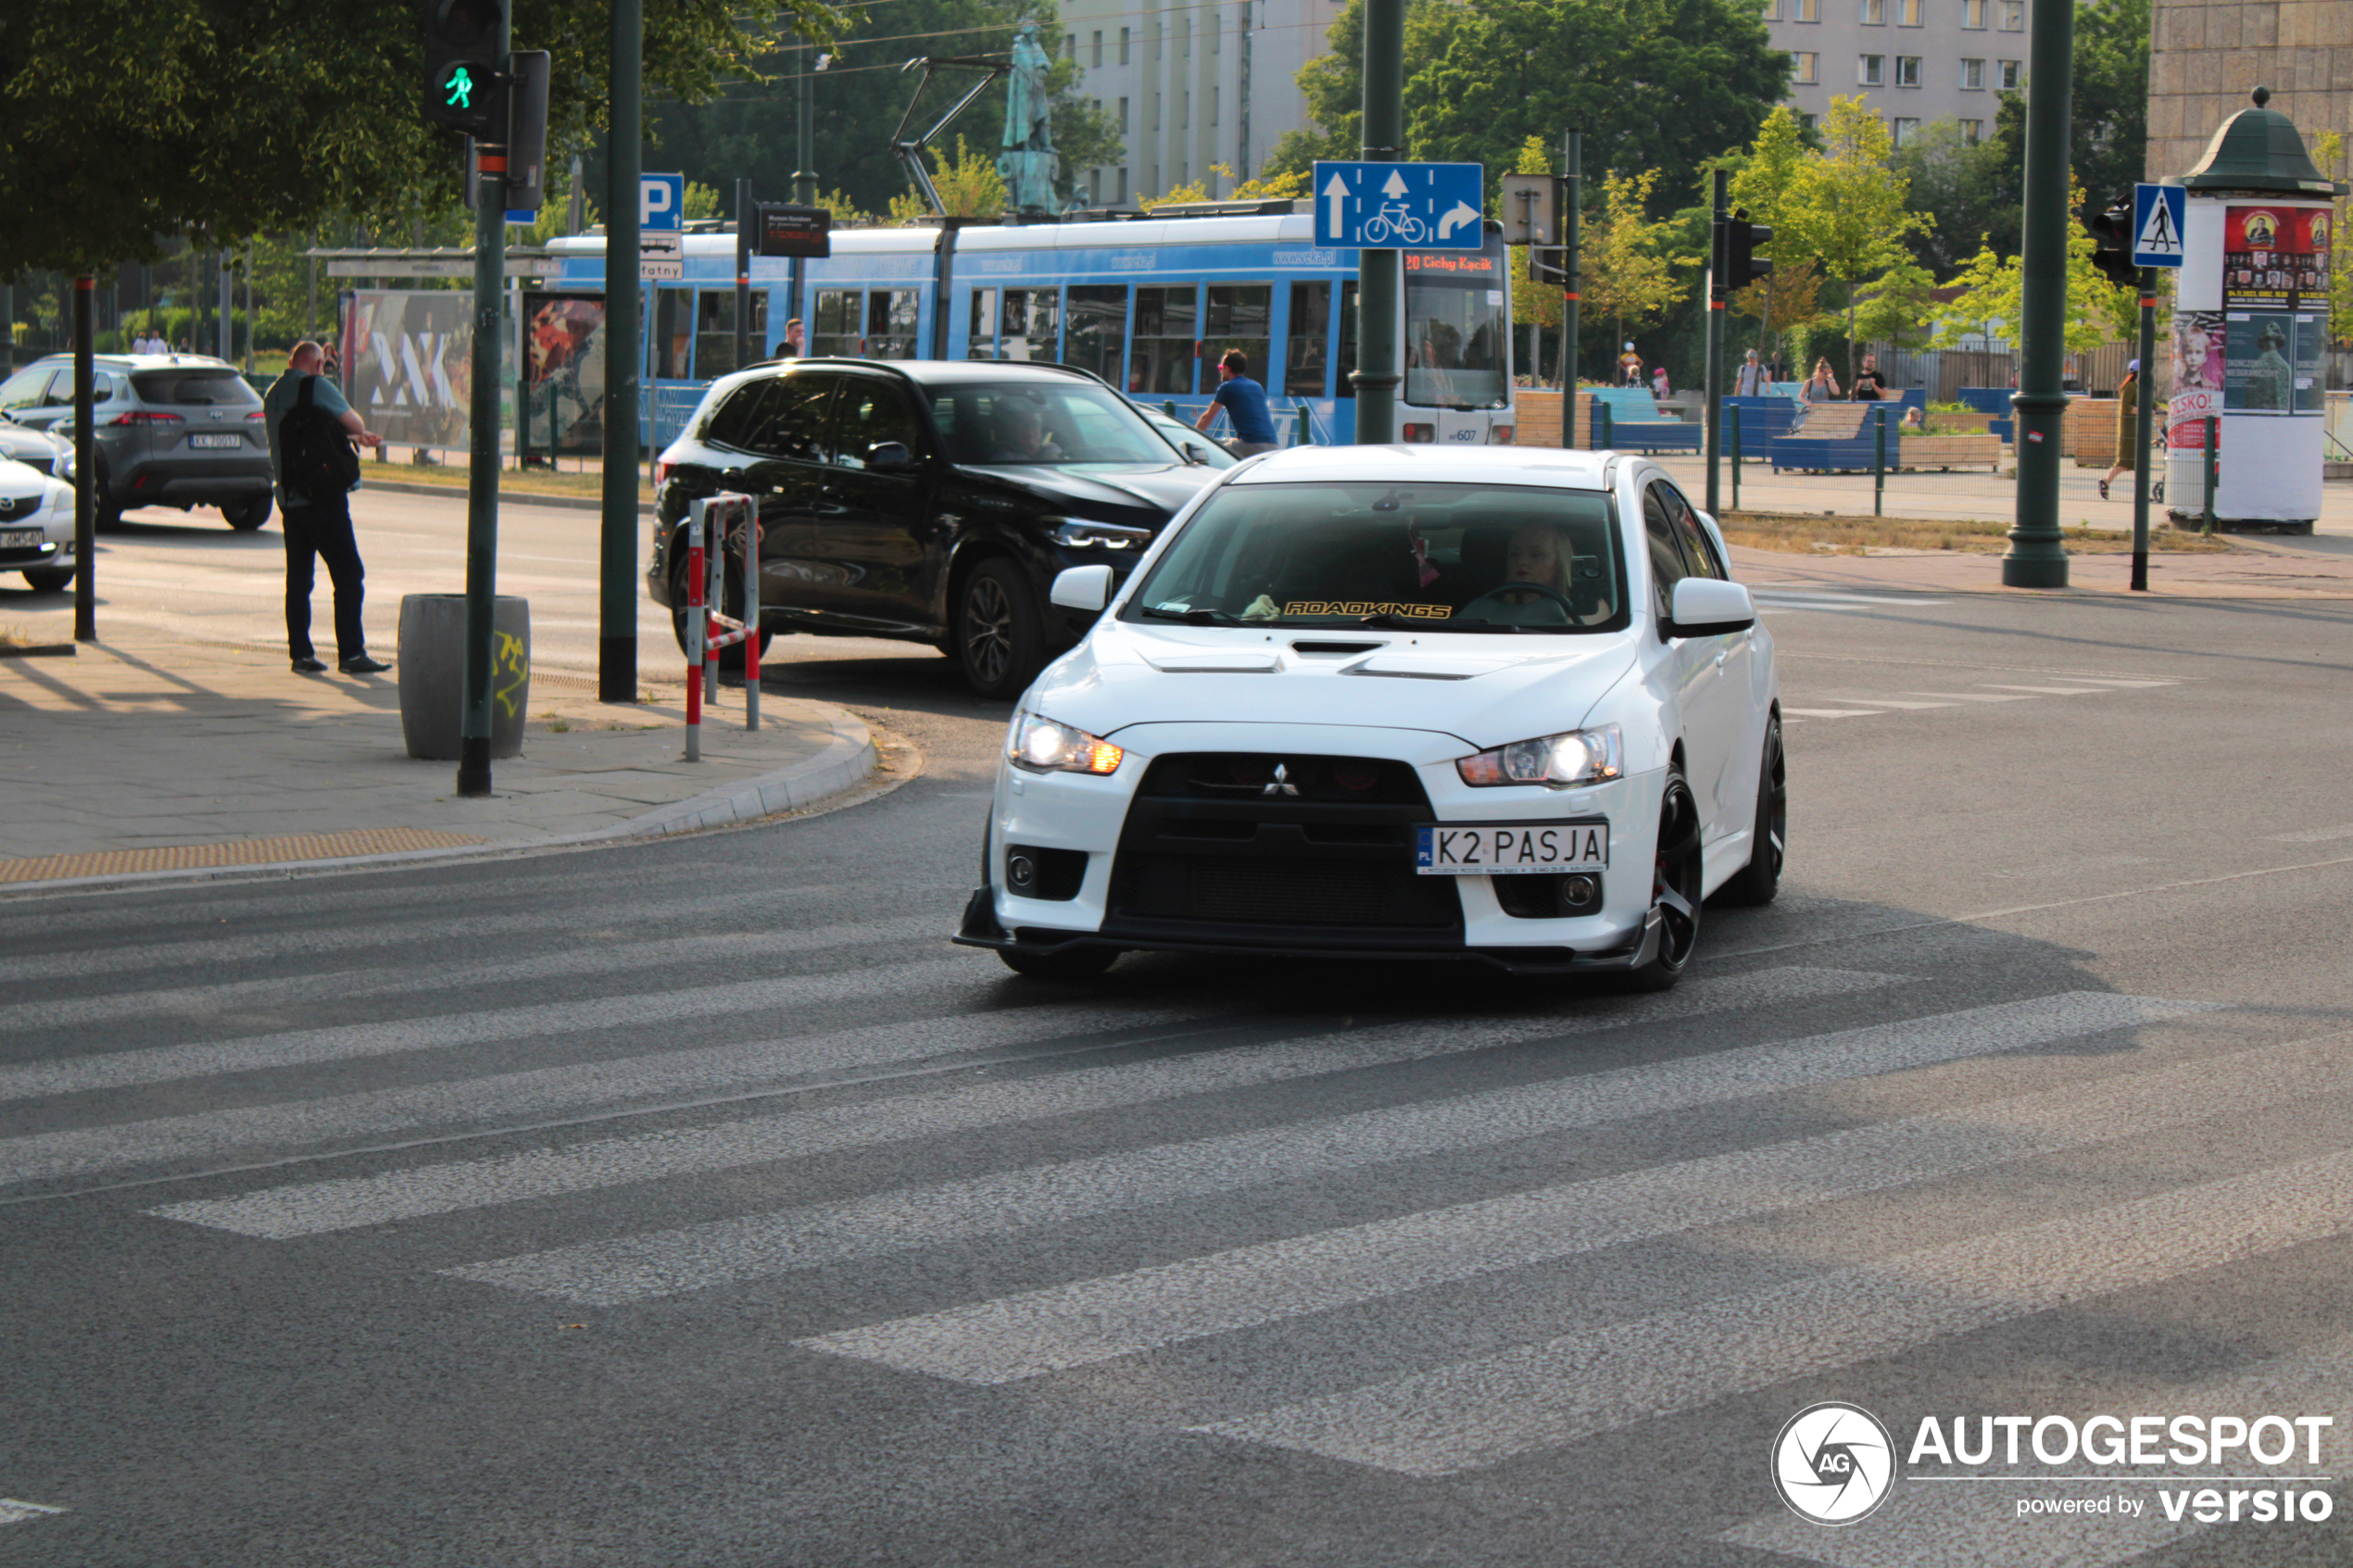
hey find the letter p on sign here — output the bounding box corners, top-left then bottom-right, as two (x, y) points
(641, 172), (685, 232)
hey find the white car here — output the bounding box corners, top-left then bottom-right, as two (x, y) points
(0, 457), (78, 592)
(955, 445), (1785, 988)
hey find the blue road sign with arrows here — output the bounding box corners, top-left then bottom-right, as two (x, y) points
(1313, 161), (1486, 250)
(2132, 182), (2186, 269)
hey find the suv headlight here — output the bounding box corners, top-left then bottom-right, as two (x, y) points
(1051, 520), (1152, 550)
(1456, 724), (1623, 787)
(1008, 712), (1125, 775)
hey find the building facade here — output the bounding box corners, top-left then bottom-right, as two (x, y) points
(1055, 0), (1346, 207)
(1764, 0), (2034, 146)
(2145, 1), (2353, 180)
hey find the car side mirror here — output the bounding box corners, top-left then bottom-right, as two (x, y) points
(866, 441), (917, 472)
(1050, 564), (1114, 613)
(1665, 577), (1755, 638)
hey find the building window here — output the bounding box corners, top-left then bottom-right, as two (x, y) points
(1858, 53), (1884, 84)
(1793, 50), (1818, 82)
(1961, 0), (1985, 26)
(1179, 16), (1190, 56)
(1999, 0), (2023, 27)
(1893, 117), (1919, 145)
(1088, 169), (1101, 204)
(1117, 167), (1128, 204)
(1063, 34), (1076, 60)
(1795, 0), (1818, 18)
(1211, 85), (1219, 126)
(1091, 31), (1102, 67)
(1181, 89), (1189, 130)
(1997, 57), (2020, 88)
(1118, 26), (1130, 65)
(1960, 119), (1982, 144)
(1959, 56), (1983, 88)
(1801, 112), (1818, 132)
(1860, 0), (1883, 22)
(1212, 13), (1221, 52)
(1895, 55), (1919, 85)
(1118, 96), (1129, 132)
(1898, 0), (1919, 22)
(1762, 0), (1780, 17)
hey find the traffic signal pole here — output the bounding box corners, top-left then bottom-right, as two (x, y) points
(2130, 267), (2156, 591)
(1352, 0), (1403, 444)
(600, 0), (643, 704)
(1561, 129), (1580, 446)
(1705, 169), (1727, 516)
(456, 19), (510, 797)
(2002, 0), (2076, 588)
(72, 277), (94, 642)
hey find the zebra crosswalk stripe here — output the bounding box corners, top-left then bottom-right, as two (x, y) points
(1194, 1147), (2353, 1476)
(440, 992), (2208, 1307)
(797, 1031), (2333, 1386)
(151, 966), (1906, 1237)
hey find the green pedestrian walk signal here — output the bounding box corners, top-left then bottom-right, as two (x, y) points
(420, 0), (503, 138)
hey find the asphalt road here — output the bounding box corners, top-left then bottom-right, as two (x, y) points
(3, 539), (2350, 1564)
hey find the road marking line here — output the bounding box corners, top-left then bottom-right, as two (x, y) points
(1986, 856), (2156, 880)
(0, 1002), (1216, 1187)
(1900, 691), (2036, 703)
(2028, 676), (2179, 687)
(1717, 1334), (2353, 1567)
(1815, 696), (1956, 710)
(1780, 708), (1883, 719)
(0, 1499), (66, 1525)
(1976, 684), (2114, 696)
(799, 1032), (2320, 1387)
(442, 993), (2208, 1307)
(0, 959), (985, 1106)
(1192, 1146), (2353, 1476)
(152, 969), (1903, 1237)
(2269, 823), (2353, 844)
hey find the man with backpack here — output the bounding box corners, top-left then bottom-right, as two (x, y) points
(265, 340), (386, 674)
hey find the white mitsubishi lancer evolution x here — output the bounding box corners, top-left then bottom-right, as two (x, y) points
(953, 445), (1785, 988)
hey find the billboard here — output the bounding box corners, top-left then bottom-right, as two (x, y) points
(521, 291), (608, 457)
(2221, 205), (2331, 312)
(342, 290), (476, 451)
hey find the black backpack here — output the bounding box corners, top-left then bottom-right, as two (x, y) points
(278, 374), (360, 503)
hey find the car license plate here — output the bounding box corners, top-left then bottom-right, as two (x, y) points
(0, 528), (40, 548)
(188, 433), (241, 448)
(1416, 821), (1608, 875)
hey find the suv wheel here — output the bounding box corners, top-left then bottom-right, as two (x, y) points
(956, 558), (1044, 700)
(667, 540), (772, 673)
(221, 496), (272, 531)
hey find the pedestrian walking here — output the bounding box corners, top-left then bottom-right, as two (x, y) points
(1618, 343), (1643, 386)
(1733, 348), (1765, 397)
(1195, 348), (1280, 457)
(1801, 358), (1842, 402)
(264, 340), (387, 675)
(1850, 353), (1888, 401)
(2099, 358), (2140, 500)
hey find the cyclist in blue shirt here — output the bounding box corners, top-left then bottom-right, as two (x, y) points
(1195, 349), (1280, 457)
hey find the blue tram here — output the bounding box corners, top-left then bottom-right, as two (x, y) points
(544, 207), (1518, 450)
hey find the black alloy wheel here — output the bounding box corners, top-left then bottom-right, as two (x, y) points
(1711, 715), (1786, 908)
(1624, 767), (1705, 991)
(221, 496), (272, 531)
(956, 558), (1044, 700)
(667, 536), (772, 673)
(998, 946), (1120, 981)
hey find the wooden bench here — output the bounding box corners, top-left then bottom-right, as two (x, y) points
(1588, 386), (1702, 452)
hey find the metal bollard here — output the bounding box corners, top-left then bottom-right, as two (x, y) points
(2201, 416), (2218, 535)
(1729, 410), (1742, 511)
(1596, 402), (1612, 450)
(684, 521), (704, 763)
(738, 496), (760, 732)
(1294, 402), (1311, 448)
(703, 510), (722, 707)
(1872, 406), (1886, 518)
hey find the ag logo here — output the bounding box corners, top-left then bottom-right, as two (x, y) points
(1772, 1401), (1896, 1525)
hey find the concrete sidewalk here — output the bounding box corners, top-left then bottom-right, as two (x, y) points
(0, 628), (880, 895)
(1726, 528), (2353, 599)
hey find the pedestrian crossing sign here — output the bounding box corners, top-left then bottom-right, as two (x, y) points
(2133, 182), (2186, 269)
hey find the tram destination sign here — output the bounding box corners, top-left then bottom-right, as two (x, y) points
(1314, 160), (1485, 251)
(757, 203), (834, 260)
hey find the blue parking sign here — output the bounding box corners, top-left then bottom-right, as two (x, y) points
(1314, 161), (1486, 250)
(2132, 183), (2186, 270)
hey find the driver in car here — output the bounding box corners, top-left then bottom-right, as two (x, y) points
(988, 398), (1064, 462)
(1459, 523), (1586, 625)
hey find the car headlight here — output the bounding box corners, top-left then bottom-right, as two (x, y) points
(1456, 724), (1623, 787)
(54, 446), (74, 481)
(1051, 520), (1152, 550)
(1009, 712), (1125, 775)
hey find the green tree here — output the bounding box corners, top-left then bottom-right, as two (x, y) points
(1584, 169), (1697, 355)
(1932, 180), (2123, 353)
(1983, 0), (2148, 244)
(2318, 132), (2353, 346)
(1282, 0), (1787, 219)
(1781, 96), (1931, 379)
(1849, 258), (1941, 352)
(886, 136), (1007, 220)
(1893, 119), (2017, 271)
(0, 0), (837, 276)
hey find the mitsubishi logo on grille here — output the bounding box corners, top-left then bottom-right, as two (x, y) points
(1263, 763), (1300, 797)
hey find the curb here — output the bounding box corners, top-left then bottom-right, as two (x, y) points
(360, 477), (656, 515)
(0, 709), (879, 901)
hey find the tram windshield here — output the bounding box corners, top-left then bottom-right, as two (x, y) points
(930, 381), (1181, 468)
(1403, 241), (1510, 411)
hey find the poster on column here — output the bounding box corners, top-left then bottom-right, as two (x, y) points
(521, 292), (608, 455)
(2167, 309), (2223, 445)
(2221, 206), (2330, 311)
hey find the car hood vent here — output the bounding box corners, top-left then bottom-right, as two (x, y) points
(1142, 651), (1280, 673)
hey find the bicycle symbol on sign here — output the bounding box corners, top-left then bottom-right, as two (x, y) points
(1360, 204), (1428, 245)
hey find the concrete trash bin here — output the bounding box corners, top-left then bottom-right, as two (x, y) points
(397, 594), (530, 760)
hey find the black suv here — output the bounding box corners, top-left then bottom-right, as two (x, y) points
(0, 354), (274, 529)
(649, 359), (1220, 698)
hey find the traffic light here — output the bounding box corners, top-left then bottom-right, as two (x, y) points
(2082, 194), (2138, 286)
(422, 0), (504, 138)
(1724, 214), (1773, 289)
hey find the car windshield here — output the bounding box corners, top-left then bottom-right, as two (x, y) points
(1121, 481), (1629, 633)
(1403, 241), (1509, 410)
(131, 369), (261, 408)
(929, 382), (1175, 468)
